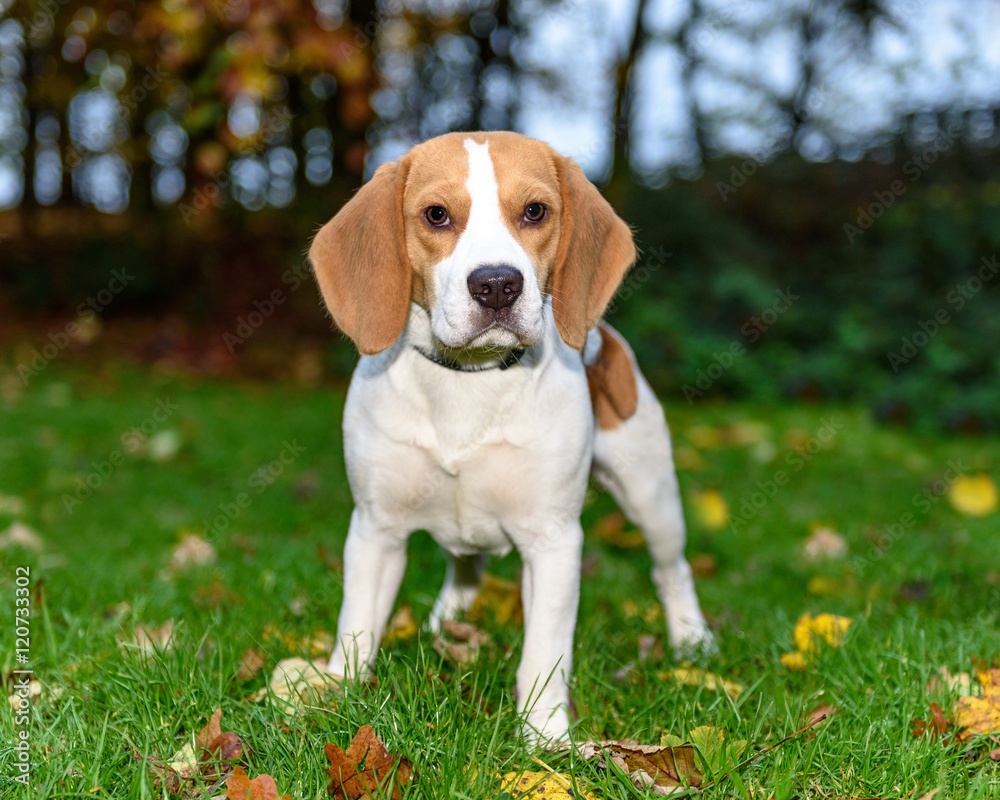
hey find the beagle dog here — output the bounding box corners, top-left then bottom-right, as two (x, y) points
(309, 131), (712, 743)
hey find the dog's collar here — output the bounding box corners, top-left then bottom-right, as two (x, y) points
(412, 345), (526, 372)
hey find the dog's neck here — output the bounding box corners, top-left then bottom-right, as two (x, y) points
(404, 304), (535, 372)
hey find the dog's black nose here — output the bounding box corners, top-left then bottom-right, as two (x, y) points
(467, 265), (524, 311)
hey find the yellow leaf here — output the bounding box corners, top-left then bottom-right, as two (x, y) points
(252, 657), (335, 715)
(383, 604), (417, 646)
(499, 771), (601, 799)
(955, 668), (1000, 739)
(948, 474), (998, 517)
(780, 651), (807, 670)
(593, 511), (646, 549)
(468, 573), (522, 625)
(673, 446), (709, 471)
(690, 489), (729, 530)
(687, 426), (724, 449)
(792, 613), (852, 654)
(807, 576), (841, 596)
(658, 664), (743, 698)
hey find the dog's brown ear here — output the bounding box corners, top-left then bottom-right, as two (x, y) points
(309, 161), (411, 355)
(549, 158), (636, 350)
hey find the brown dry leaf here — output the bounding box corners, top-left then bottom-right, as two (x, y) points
(149, 707), (247, 796)
(195, 579), (242, 609)
(468, 573), (522, 625)
(253, 657), (335, 715)
(235, 648), (267, 682)
(0, 521), (44, 552)
(580, 739), (702, 795)
(224, 766), (292, 800)
(121, 620), (175, 656)
(382, 605), (417, 646)
(947, 474), (998, 517)
(317, 543), (343, 573)
(916, 790), (941, 800)
(325, 724), (412, 799)
(955, 669), (1000, 740)
(658, 664), (743, 699)
(164, 532), (217, 575)
(593, 511), (645, 549)
(802, 525), (848, 561)
(911, 702), (950, 738)
(689, 553), (717, 579)
(806, 703), (837, 726)
(498, 771), (600, 799)
(433, 620), (491, 666)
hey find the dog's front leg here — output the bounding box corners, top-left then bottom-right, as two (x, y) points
(327, 508), (408, 681)
(516, 520), (583, 745)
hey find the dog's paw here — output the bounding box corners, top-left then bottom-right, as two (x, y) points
(521, 707), (571, 750)
(669, 624), (718, 661)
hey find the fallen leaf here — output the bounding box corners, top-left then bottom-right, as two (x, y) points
(317, 543), (343, 573)
(499, 771), (600, 799)
(802, 526), (847, 561)
(689, 553), (717, 579)
(912, 702), (950, 738)
(782, 613), (852, 668)
(661, 725), (747, 776)
(673, 446), (708, 471)
(948, 474), (998, 517)
(148, 708), (248, 796)
(0, 521), (44, 552)
(724, 421), (769, 446)
(196, 579), (242, 609)
(235, 648), (267, 682)
(580, 739), (702, 795)
(658, 664), (743, 698)
(468, 573), (522, 625)
(926, 666), (973, 697)
(383, 605), (417, 646)
(120, 620), (175, 655)
(593, 511), (645, 549)
(433, 620), (491, 666)
(780, 651), (807, 670)
(325, 725), (412, 799)
(261, 624), (334, 658)
(686, 426), (724, 449)
(6, 677), (43, 710)
(165, 532), (217, 575)
(225, 766), (292, 800)
(146, 429), (183, 462)
(690, 489), (728, 530)
(805, 703), (837, 726)
(253, 657), (335, 715)
(793, 613), (851, 653)
(0, 493), (26, 514)
(955, 669), (1000, 740)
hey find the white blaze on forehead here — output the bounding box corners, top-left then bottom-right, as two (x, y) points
(459, 139), (524, 261)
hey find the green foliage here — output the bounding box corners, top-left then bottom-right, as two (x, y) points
(610, 155), (1000, 432)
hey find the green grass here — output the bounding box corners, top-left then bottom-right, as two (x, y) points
(1, 364), (998, 798)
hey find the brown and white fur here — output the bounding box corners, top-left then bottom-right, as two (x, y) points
(309, 131), (712, 744)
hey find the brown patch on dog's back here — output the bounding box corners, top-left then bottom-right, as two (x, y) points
(586, 323), (639, 429)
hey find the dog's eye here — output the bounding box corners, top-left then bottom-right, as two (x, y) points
(524, 203), (546, 223)
(425, 206), (450, 227)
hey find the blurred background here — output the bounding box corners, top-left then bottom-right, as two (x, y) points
(1, 0), (998, 431)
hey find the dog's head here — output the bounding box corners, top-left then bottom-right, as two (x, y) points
(309, 132), (636, 355)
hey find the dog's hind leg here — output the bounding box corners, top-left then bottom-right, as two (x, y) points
(588, 325), (714, 655)
(427, 553), (485, 633)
